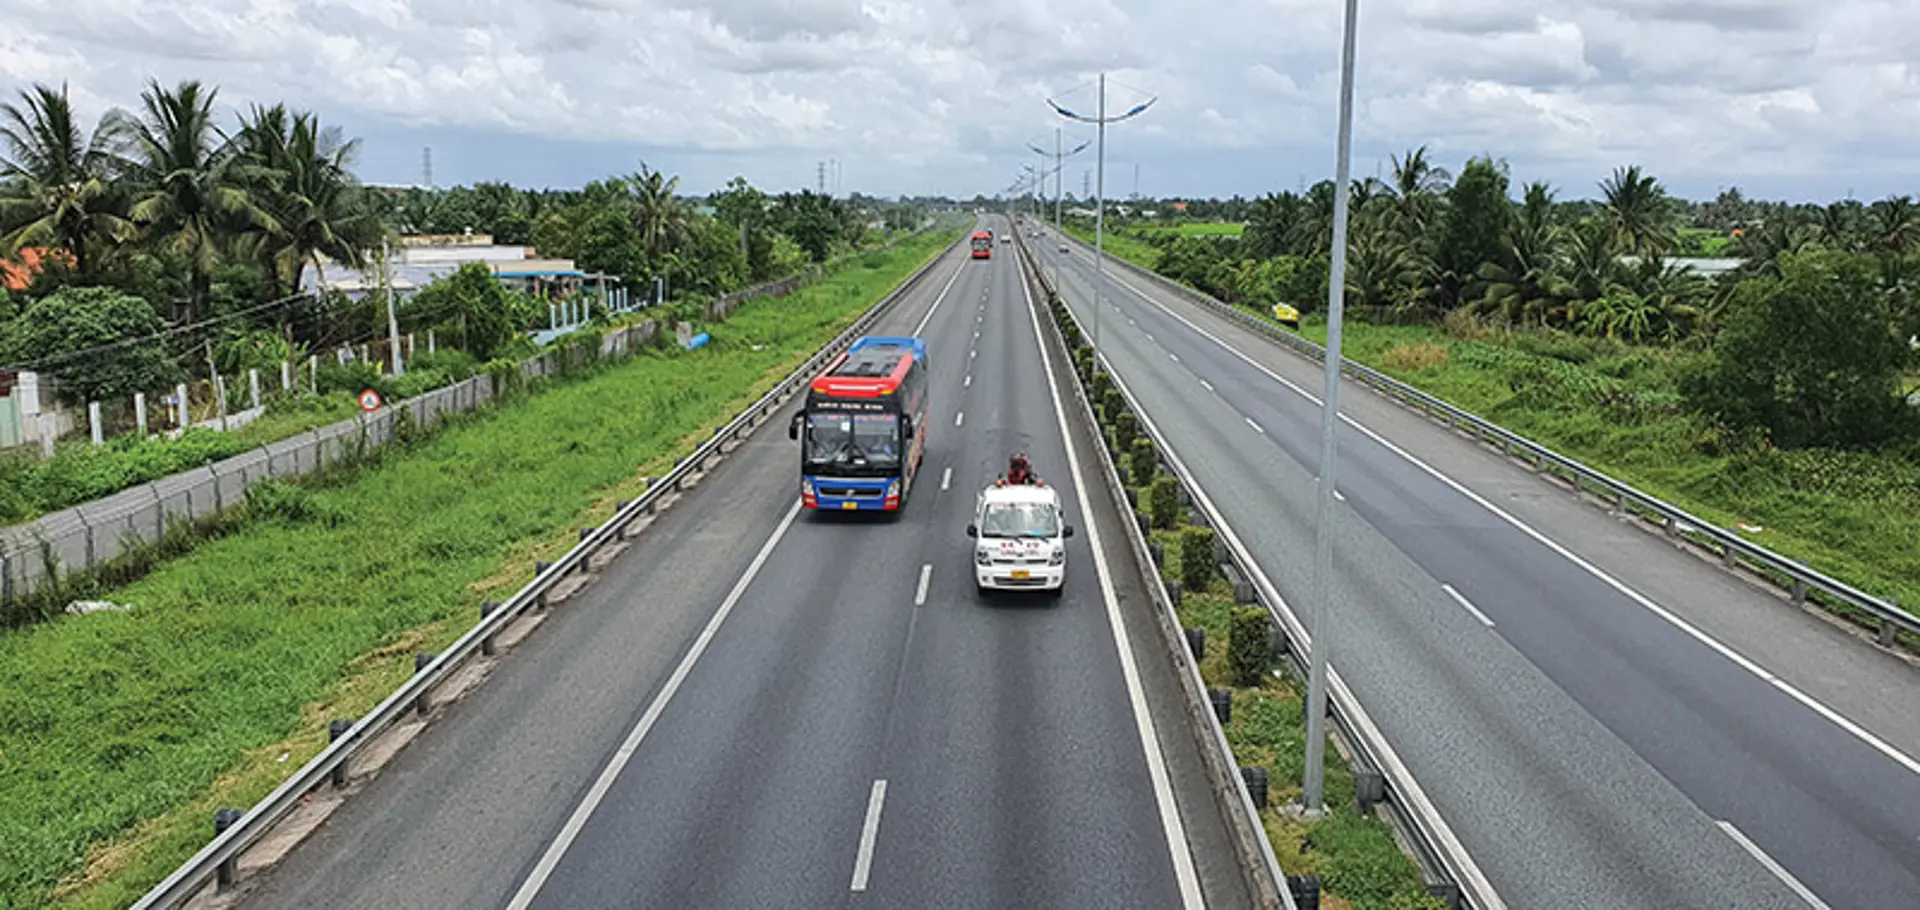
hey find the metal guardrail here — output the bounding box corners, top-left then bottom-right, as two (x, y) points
(1010, 229), (1296, 910)
(128, 230), (966, 910)
(1054, 227), (1918, 649)
(1023, 225), (1492, 909)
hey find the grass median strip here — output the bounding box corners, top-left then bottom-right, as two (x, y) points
(0, 227), (958, 910)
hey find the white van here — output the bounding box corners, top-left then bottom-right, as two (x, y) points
(967, 483), (1074, 598)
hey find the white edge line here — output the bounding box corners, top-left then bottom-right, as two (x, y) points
(910, 252), (968, 337)
(1099, 263), (1920, 781)
(940, 467), (952, 491)
(1101, 354), (1507, 909)
(505, 500), (803, 910)
(1441, 583), (1497, 628)
(1017, 253), (1205, 909)
(850, 780), (888, 891)
(1716, 821), (1832, 909)
(915, 564), (932, 606)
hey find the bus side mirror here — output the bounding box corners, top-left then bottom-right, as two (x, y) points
(1063, 525), (1076, 538)
(901, 417), (915, 440)
(966, 524), (978, 538)
(788, 414), (801, 441)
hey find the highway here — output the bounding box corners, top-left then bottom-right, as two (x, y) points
(1030, 223), (1920, 909)
(230, 220), (1255, 910)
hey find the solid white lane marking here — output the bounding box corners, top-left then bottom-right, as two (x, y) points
(850, 780), (888, 891)
(1017, 258), (1205, 908)
(941, 467), (952, 491)
(1442, 584), (1497, 628)
(506, 501), (803, 910)
(1717, 821), (1831, 909)
(955, 411), (964, 427)
(1105, 361), (1507, 909)
(1199, 379), (1214, 393)
(1245, 417), (1264, 435)
(910, 254), (969, 337)
(1098, 265), (1920, 782)
(915, 564), (932, 606)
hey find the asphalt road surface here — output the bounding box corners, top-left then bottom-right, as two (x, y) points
(1031, 221), (1920, 909)
(233, 220), (1254, 910)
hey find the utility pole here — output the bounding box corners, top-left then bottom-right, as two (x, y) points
(1301, 0), (1362, 816)
(817, 161), (827, 195)
(383, 237), (404, 377)
(423, 147), (433, 188)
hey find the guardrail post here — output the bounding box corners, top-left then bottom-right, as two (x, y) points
(213, 808), (244, 888)
(1354, 769), (1385, 813)
(1791, 578), (1808, 605)
(328, 719), (354, 786)
(534, 562), (554, 609)
(1722, 541), (1739, 569)
(615, 501), (633, 539)
(414, 653), (438, 715)
(1425, 883), (1463, 910)
(1208, 688), (1231, 724)
(1240, 766), (1269, 809)
(1286, 876), (1321, 910)
(480, 601), (503, 656)
(1879, 600), (1900, 647)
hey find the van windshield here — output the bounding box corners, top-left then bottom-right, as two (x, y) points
(980, 502), (1060, 538)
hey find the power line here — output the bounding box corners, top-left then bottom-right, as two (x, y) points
(0, 290), (350, 374)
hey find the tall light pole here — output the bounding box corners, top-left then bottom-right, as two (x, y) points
(1302, 0), (1362, 816)
(1049, 73), (1155, 363)
(1029, 130), (1089, 231)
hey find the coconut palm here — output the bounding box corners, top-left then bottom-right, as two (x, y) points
(125, 78), (274, 323)
(1476, 181), (1566, 326)
(233, 103), (379, 296)
(1598, 165), (1674, 257)
(0, 82), (135, 275)
(1867, 195), (1918, 255)
(629, 160), (689, 271)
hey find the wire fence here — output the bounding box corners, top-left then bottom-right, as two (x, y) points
(0, 319), (662, 611)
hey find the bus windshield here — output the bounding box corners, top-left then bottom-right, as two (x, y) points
(979, 502), (1060, 538)
(804, 413), (901, 471)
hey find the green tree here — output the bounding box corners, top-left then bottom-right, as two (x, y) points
(771, 190), (845, 262)
(1599, 165), (1675, 257)
(0, 286), (180, 403)
(126, 79), (272, 324)
(404, 262), (525, 359)
(1432, 156), (1511, 309)
(572, 208), (646, 283)
(232, 104), (379, 297)
(1682, 249), (1914, 449)
(0, 82), (135, 276)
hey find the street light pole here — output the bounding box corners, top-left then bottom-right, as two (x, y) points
(1049, 73), (1155, 365)
(1029, 131), (1089, 233)
(1301, 0), (1362, 816)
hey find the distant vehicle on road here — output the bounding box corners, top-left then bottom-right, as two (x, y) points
(790, 336), (928, 511)
(971, 230), (993, 259)
(968, 482), (1073, 597)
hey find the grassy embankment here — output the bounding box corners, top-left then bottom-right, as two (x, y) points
(1063, 223), (1920, 622)
(1055, 298), (1444, 910)
(0, 226), (959, 910)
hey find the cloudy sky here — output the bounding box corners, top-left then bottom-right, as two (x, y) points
(2, 0), (1915, 203)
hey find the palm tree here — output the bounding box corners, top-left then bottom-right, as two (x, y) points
(629, 161), (689, 271)
(1245, 191), (1304, 259)
(1868, 195), (1918, 255)
(233, 104), (379, 296)
(1344, 220), (1423, 311)
(0, 82), (135, 275)
(1598, 165), (1674, 257)
(1385, 145), (1450, 242)
(126, 79), (273, 323)
(1476, 181), (1565, 326)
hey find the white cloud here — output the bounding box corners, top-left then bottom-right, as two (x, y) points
(0, 0), (1912, 201)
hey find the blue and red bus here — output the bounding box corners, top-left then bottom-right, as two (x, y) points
(970, 230), (993, 259)
(789, 336), (929, 511)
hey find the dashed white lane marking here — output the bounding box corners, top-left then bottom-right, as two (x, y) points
(850, 780), (889, 891)
(1442, 584), (1497, 628)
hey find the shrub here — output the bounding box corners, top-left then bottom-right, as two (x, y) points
(407, 348), (481, 381)
(1382, 342), (1448, 372)
(1150, 475), (1180, 530)
(1113, 410), (1138, 451)
(1128, 437), (1157, 486)
(1179, 526), (1215, 592)
(1090, 370), (1112, 402)
(1230, 606), (1272, 686)
(316, 361), (388, 399)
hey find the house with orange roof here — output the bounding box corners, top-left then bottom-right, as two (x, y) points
(0, 247), (73, 293)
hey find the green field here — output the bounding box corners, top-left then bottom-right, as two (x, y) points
(0, 227), (958, 910)
(1060, 223), (1163, 270)
(1135, 222), (1246, 238)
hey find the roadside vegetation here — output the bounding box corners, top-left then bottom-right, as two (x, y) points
(1, 77), (930, 517)
(0, 226), (958, 910)
(1047, 279), (1445, 910)
(1059, 154), (1919, 617)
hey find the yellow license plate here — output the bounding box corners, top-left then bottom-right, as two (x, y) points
(841, 501), (858, 510)
(1010, 569), (1031, 580)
